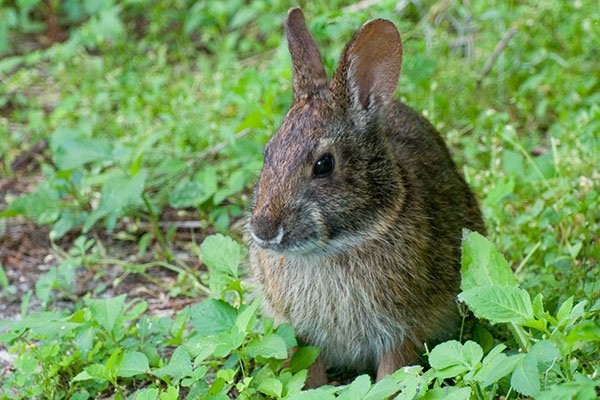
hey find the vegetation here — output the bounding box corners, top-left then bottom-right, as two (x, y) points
(0, 0), (598, 399)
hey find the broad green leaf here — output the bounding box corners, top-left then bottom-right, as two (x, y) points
(235, 298), (260, 333)
(84, 171), (146, 232)
(421, 387), (471, 400)
(212, 329), (245, 358)
(35, 268), (57, 304)
(133, 388), (159, 400)
(257, 377), (283, 398)
(458, 285), (534, 324)
(390, 366), (424, 399)
(190, 299), (237, 336)
(511, 354), (540, 397)
(530, 340), (560, 367)
(152, 347), (192, 379)
(474, 344), (525, 387)
(275, 323), (298, 349)
(168, 180), (204, 208)
(86, 294), (126, 333)
(51, 135), (113, 170)
(72, 370), (94, 382)
(200, 234), (240, 277)
(3, 183), (61, 224)
(462, 341), (484, 369)
(429, 340), (482, 379)
(118, 351), (150, 377)
(536, 373), (599, 400)
(556, 296), (574, 322)
(286, 387), (338, 400)
(83, 364), (111, 382)
(284, 370), (308, 396)
(445, 387), (472, 400)
(246, 333), (288, 360)
(564, 321), (600, 349)
(338, 374), (371, 400)
(363, 375), (400, 400)
(289, 346), (320, 373)
(460, 231), (516, 291)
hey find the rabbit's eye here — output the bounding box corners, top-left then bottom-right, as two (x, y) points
(313, 153), (335, 178)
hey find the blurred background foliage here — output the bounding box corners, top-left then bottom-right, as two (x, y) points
(2, 0), (598, 305)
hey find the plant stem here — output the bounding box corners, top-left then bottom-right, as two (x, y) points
(141, 192), (171, 255)
(509, 322), (529, 351)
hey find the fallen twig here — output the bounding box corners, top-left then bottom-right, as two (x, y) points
(478, 24), (519, 84)
(10, 139), (48, 171)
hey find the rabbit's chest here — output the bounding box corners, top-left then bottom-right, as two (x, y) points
(257, 255), (408, 369)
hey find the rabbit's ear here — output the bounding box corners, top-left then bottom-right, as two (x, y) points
(332, 19), (402, 112)
(286, 7), (328, 100)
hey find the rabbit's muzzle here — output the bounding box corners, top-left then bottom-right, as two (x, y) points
(249, 215), (284, 248)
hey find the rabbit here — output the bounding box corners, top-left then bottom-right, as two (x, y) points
(247, 7), (486, 387)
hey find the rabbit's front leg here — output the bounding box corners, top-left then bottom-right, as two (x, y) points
(305, 354), (327, 388)
(376, 341), (417, 381)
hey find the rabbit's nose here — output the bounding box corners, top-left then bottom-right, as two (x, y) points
(250, 216), (284, 246)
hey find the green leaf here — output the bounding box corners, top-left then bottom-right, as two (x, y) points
(118, 351), (150, 377)
(529, 340), (560, 367)
(72, 370), (94, 382)
(511, 354), (540, 397)
(338, 374), (371, 400)
(246, 333), (288, 360)
(460, 231), (517, 291)
(474, 344), (525, 387)
(257, 377), (283, 398)
(190, 299), (237, 336)
(35, 268), (57, 304)
(556, 296), (574, 322)
(458, 285), (534, 324)
(83, 363), (111, 382)
(0, 264), (8, 288)
(84, 171), (146, 232)
(133, 388), (159, 400)
(235, 298), (260, 333)
(363, 375), (400, 400)
(275, 323), (298, 349)
(536, 373), (599, 400)
(289, 346), (320, 373)
(51, 134), (113, 170)
(168, 180), (201, 208)
(421, 387), (472, 400)
(564, 321), (600, 348)
(200, 234), (240, 277)
(429, 340), (482, 379)
(152, 347), (192, 380)
(86, 294), (126, 333)
(284, 370), (308, 396)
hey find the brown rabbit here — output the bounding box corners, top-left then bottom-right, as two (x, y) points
(247, 7), (485, 386)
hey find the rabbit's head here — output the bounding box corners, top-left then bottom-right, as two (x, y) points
(249, 8), (406, 255)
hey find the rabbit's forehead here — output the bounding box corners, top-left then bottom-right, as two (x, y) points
(267, 101), (336, 163)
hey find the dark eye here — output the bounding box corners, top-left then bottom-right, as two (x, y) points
(313, 153), (335, 178)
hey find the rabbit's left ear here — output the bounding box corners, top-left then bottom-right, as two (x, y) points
(286, 7), (328, 101)
(331, 19), (402, 111)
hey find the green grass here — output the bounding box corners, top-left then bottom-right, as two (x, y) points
(0, 0), (599, 399)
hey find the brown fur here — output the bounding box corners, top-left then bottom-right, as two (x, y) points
(247, 7), (485, 386)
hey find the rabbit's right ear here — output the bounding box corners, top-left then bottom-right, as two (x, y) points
(286, 7), (328, 101)
(331, 19), (402, 118)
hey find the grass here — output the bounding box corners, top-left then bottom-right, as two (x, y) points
(0, 0), (598, 399)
